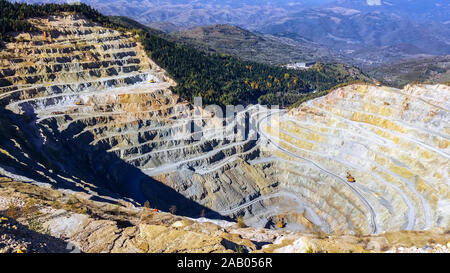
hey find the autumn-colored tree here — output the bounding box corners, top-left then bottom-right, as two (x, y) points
(274, 78), (280, 86)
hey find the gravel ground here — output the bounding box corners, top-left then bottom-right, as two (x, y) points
(0, 214), (71, 253)
(0, 196), (25, 211)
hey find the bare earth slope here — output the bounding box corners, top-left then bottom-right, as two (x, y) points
(1, 177), (449, 253)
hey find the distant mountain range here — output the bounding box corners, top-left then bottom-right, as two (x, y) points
(258, 6), (450, 65)
(328, 0), (450, 22)
(16, 1), (449, 25)
(14, 0), (450, 67)
(12, 0), (316, 28)
(169, 24), (446, 71)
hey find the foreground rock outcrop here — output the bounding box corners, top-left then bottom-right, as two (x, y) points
(0, 13), (448, 244)
(1, 178), (448, 253)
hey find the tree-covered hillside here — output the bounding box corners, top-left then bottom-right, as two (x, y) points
(0, 0), (371, 107)
(0, 0), (114, 41)
(367, 55), (450, 88)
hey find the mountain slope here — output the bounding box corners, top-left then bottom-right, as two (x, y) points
(367, 55), (450, 88)
(11, 0), (307, 28)
(170, 24), (336, 65)
(1, 1), (370, 109)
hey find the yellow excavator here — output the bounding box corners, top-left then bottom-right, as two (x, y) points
(277, 215), (285, 228)
(75, 101), (83, 106)
(346, 172), (356, 183)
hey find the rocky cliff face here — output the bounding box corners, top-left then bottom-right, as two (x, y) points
(1, 178), (448, 253)
(0, 13), (273, 222)
(0, 14), (448, 239)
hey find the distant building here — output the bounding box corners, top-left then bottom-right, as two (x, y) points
(283, 61), (316, 70)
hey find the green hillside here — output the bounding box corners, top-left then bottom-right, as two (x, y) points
(0, 0), (371, 107)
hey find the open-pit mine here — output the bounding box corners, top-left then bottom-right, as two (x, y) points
(0, 14), (448, 240)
